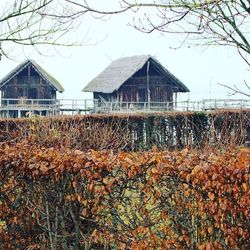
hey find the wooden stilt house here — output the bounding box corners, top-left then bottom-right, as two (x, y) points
(0, 59), (64, 118)
(83, 55), (189, 112)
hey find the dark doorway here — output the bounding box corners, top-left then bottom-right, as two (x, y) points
(28, 88), (38, 99)
(138, 88), (146, 102)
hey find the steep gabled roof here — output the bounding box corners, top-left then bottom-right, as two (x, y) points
(0, 59), (64, 92)
(83, 55), (189, 93)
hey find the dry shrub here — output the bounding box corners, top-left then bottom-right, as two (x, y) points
(0, 115), (131, 151)
(0, 110), (249, 151)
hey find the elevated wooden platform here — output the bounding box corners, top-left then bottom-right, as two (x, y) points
(0, 99), (97, 118)
(0, 98), (249, 118)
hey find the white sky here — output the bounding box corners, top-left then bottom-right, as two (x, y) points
(0, 3), (249, 101)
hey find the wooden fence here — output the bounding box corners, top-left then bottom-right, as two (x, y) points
(0, 98), (249, 118)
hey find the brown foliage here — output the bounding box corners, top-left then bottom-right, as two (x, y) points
(0, 143), (249, 249)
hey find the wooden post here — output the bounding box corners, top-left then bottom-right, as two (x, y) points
(146, 61), (150, 109)
(174, 92), (177, 110)
(28, 66), (31, 85)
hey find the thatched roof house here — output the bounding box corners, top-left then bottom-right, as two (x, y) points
(0, 59), (64, 100)
(83, 55), (189, 104)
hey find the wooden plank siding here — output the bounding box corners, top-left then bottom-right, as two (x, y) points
(96, 76), (175, 103)
(1, 66), (56, 100)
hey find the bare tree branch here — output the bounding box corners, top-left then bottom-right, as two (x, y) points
(0, 0), (84, 59)
(218, 81), (250, 97)
(66, 0), (249, 66)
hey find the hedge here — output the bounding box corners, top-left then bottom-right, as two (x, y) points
(0, 143), (249, 249)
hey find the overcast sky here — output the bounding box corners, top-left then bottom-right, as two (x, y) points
(0, 3), (249, 101)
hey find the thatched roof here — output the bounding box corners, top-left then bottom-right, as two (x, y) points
(83, 55), (189, 93)
(0, 59), (64, 92)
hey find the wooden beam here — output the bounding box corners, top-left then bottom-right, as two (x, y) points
(147, 61), (150, 106)
(28, 66), (31, 85)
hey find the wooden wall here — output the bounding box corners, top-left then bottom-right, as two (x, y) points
(1, 66), (56, 99)
(119, 76), (174, 103)
(95, 76), (175, 103)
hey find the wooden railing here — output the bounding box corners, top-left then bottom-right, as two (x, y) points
(0, 98), (97, 111)
(95, 99), (250, 113)
(0, 98), (249, 118)
(0, 99), (98, 117)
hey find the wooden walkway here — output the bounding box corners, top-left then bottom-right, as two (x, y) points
(0, 99), (97, 118)
(0, 98), (249, 118)
(95, 99), (250, 113)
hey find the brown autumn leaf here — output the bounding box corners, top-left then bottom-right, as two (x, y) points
(186, 174), (191, 182)
(128, 170), (133, 178)
(12, 217), (18, 225)
(88, 182), (94, 192)
(72, 180), (77, 189)
(208, 226), (213, 234)
(178, 236), (183, 241)
(180, 148), (189, 157)
(184, 190), (190, 198)
(103, 177), (109, 185)
(124, 156), (133, 165)
(208, 192), (215, 201)
(221, 201), (228, 211)
(151, 167), (158, 174)
(212, 173), (217, 180)
(28, 164), (36, 170)
(118, 242), (126, 249)
(241, 183), (247, 192)
(192, 165), (202, 174)
(39, 164), (48, 174)
(77, 194), (82, 203)
(74, 149), (83, 156)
